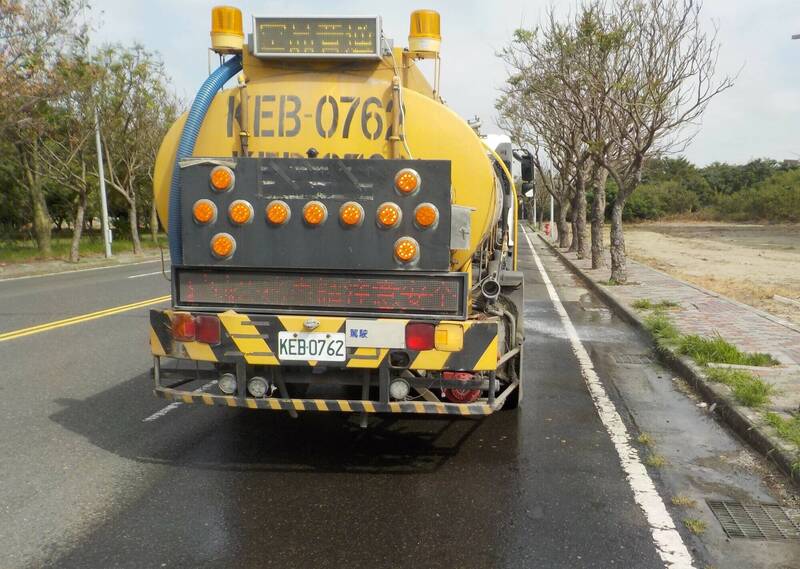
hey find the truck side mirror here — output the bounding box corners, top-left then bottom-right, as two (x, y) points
(513, 148), (535, 184)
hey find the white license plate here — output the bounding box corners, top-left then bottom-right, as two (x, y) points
(277, 332), (346, 362)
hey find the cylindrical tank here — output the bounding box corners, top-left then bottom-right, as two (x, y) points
(153, 51), (501, 269)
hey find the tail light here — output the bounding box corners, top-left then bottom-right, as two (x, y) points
(405, 322), (435, 350)
(195, 315), (221, 344)
(172, 312), (195, 342)
(171, 313), (221, 345)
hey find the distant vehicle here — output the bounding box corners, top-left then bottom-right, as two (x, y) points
(148, 7), (529, 421)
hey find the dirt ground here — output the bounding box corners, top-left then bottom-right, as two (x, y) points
(623, 222), (800, 327)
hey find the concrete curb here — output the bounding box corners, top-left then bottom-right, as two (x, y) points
(535, 231), (799, 487)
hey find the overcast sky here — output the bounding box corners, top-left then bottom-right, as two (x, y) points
(90, 0), (799, 166)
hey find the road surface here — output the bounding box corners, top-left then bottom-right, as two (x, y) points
(1, 230), (797, 569)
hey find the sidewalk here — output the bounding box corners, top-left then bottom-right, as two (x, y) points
(537, 231), (800, 484)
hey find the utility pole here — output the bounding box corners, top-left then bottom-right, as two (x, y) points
(94, 109), (112, 258)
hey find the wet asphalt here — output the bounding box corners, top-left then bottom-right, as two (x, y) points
(1, 231), (797, 569)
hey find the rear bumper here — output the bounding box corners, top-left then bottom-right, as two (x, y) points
(155, 385), (499, 416)
(150, 309), (519, 416)
(150, 309), (499, 371)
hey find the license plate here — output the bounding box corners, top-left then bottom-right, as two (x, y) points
(277, 332), (346, 362)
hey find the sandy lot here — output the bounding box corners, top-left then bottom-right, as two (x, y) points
(623, 222), (800, 327)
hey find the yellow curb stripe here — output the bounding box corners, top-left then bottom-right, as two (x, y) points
(0, 295), (170, 343)
(315, 399), (328, 412)
(339, 400), (352, 412)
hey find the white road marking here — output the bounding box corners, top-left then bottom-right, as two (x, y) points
(142, 381), (216, 422)
(522, 228), (696, 569)
(127, 271), (164, 279)
(0, 258), (164, 283)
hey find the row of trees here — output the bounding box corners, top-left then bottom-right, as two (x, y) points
(0, 0), (180, 261)
(497, 0), (733, 282)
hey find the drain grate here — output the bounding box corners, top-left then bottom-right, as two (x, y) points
(707, 500), (800, 540)
(611, 353), (653, 365)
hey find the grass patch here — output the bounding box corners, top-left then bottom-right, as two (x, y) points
(678, 333), (779, 367)
(764, 412), (800, 449)
(633, 298), (680, 311)
(637, 432), (654, 447)
(643, 311), (682, 350)
(0, 234), (163, 264)
(644, 453), (667, 468)
(671, 495), (697, 508)
(683, 518), (707, 535)
(704, 368), (773, 407)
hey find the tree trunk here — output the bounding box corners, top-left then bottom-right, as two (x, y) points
(567, 193), (579, 253)
(69, 184), (88, 263)
(574, 176), (588, 260)
(556, 202), (569, 248)
(590, 169), (608, 269)
(150, 198), (159, 243)
(609, 198), (627, 283)
(21, 143), (52, 257)
(129, 192), (143, 255)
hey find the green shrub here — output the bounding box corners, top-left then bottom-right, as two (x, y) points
(624, 181), (701, 221)
(711, 169), (800, 222)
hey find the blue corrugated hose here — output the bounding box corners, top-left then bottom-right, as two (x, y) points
(168, 55), (242, 264)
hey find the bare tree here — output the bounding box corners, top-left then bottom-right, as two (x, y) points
(595, 0), (734, 282)
(94, 44), (175, 254)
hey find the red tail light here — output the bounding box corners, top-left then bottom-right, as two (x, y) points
(171, 313), (220, 345)
(195, 315), (221, 345)
(405, 322), (435, 351)
(172, 313), (195, 342)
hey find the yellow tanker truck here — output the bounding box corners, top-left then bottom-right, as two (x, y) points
(149, 7), (528, 421)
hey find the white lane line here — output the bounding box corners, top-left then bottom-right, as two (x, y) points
(142, 381), (216, 422)
(522, 228), (695, 569)
(128, 271), (164, 279)
(0, 258), (164, 283)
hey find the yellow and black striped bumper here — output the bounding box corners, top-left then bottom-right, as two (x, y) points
(155, 386), (497, 416)
(150, 309), (499, 372)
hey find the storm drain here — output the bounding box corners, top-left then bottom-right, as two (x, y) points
(611, 353), (653, 365)
(707, 500), (800, 540)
